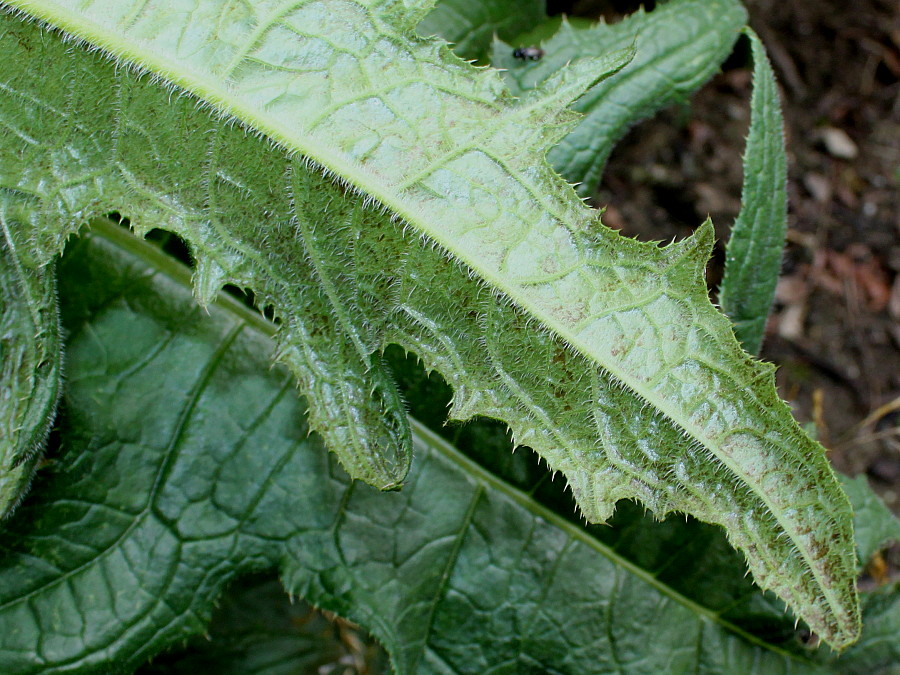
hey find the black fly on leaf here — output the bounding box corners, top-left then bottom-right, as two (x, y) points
(513, 46), (544, 61)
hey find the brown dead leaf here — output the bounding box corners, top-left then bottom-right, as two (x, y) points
(773, 272), (811, 339)
(811, 246), (893, 312)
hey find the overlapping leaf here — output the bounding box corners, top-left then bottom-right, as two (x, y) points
(839, 474), (900, 566)
(0, 215), (61, 517)
(139, 574), (387, 674)
(0, 228), (822, 672)
(491, 0), (747, 193)
(417, 0), (545, 61)
(0, 0), (859, 647)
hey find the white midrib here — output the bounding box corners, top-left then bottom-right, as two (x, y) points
(4, 0), (847, 639)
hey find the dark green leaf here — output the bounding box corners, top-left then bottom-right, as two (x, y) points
(140, 573), (387, 675)
(827, 585), (900, 674)
(0, 224), (823, 673)
(418, 0), (547, 61)
(508, 16), (593, 49)
(839, 474), (900, 566)
(491, 0), (747, 194)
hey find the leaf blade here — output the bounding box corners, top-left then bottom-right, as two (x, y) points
(139, 574), (387, 674)
(0, 1), (860, 647)
(0, 224), (818, 672)
(838, 473), (900, 566)
(719, 29), (789, 355)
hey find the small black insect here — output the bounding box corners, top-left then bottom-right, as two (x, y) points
(512, 46), (544, 61)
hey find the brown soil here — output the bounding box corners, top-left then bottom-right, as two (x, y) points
(575, 0), (900, 513)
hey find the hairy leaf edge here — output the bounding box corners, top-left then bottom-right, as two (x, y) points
(0, 217), (62, 518)
(0, 1), (861, 648)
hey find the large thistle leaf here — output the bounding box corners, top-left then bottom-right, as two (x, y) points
(0, 0), (859, 648)
(0, 226), (833, 671)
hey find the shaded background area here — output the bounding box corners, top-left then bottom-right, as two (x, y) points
(140, 574), (386, 675)
(558, 0), (899, 513)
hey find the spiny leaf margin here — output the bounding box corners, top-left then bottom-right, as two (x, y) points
(0, 224), (819, 673)
(0, 0), (859, 647)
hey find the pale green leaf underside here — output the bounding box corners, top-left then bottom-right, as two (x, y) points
(0, 0), (859, 648)
(0, 227), (818, 673)
(719, 29), (789, 355)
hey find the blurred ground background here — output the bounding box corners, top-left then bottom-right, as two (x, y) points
(556, 0), (900, 514)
